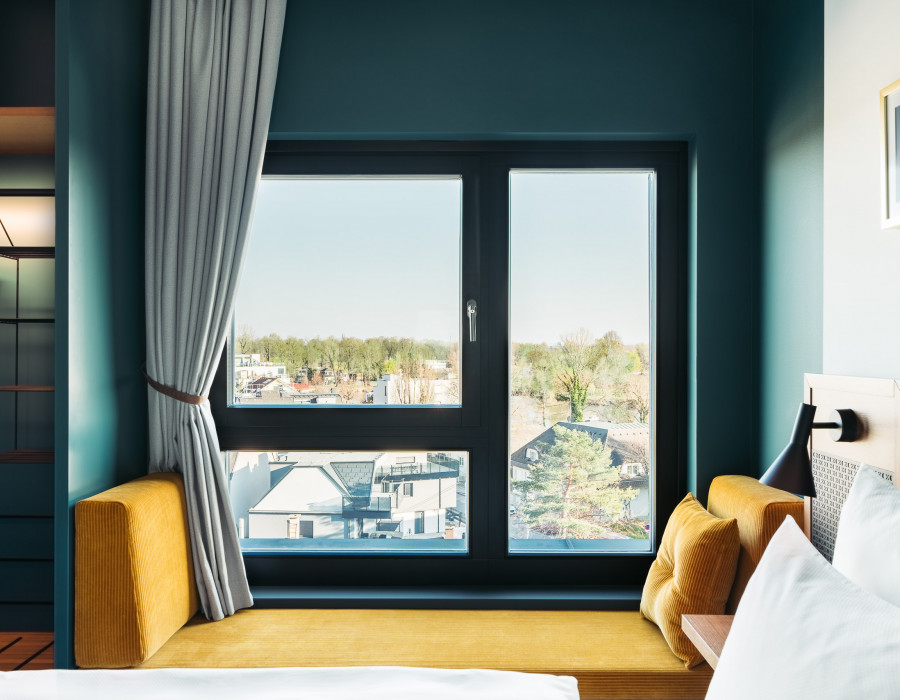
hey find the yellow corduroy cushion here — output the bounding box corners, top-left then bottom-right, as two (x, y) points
(140, 609), (713, 699)
(75, 472), (199, 668)
(707, 474), (803, 613)
(640, 493), (740, 668)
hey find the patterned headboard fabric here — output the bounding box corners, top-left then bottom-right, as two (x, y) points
(810, 452), (894, 561)
(805, 374), (900, 561)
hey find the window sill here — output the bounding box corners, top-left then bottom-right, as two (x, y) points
(250, 585), (641, 610)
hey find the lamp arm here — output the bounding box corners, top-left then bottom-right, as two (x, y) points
(812, 408), (859, 442)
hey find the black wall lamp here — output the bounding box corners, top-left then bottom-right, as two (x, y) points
(759, 402), (860, 498)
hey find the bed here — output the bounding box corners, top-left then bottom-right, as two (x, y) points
(0, 666), (579, 700)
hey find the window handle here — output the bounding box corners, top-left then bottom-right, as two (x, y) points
(466, 299), (477, 342)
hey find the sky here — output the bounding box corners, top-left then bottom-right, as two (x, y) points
(510, 171), (650, 346)
(235, 177), (461, 343)
(235, 171), (651, 347)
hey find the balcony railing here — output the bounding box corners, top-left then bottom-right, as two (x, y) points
(375, 459), (460, 482)
(342, 495), (392, 520)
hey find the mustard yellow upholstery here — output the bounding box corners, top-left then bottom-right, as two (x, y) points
(72, 472), (794, 698)
(707, 474), (803, 612)
(75, 472), (199, 668)
(139, 609), (713, 699)
(639, 493), (740, 668)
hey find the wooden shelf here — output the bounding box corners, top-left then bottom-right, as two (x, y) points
(0, 450), (53, 464)
(0, 385), (54, 392)
(0, 318), (54, 324)
(0, 108), (54, 156)
(0, 246), (55, 260)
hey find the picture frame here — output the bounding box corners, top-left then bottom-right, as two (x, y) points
(880, 78), (900, 228)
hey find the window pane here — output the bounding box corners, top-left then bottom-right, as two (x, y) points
(229, 450), (468, 554)
(232, 178), (462, 406)
(508, 170), (653, 554)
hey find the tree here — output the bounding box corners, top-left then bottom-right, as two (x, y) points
(635, 343), (650, 374)
(281, 336), (306, 378)
(317, 337), (341, 379)
(338, 336), (364, 378)
(336, 381), (361, 405)
(394, 373), (436, 404)
(514, 343), (559, 426)
(559, 370), (589, 422)
(236, 325), (256, 354)
(623, 373), (651, 423)
(513, 425), (638, 539)
(360, 338), (385, 385)
(590, 330), (633, 419)
(558, 329), (595, 422)
(257, 333), (285, 364)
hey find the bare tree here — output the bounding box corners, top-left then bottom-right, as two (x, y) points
(394, 368), (436, 404)
(236, 325), (256, 354)
(336, 382), (361, 405)
(623, 374), (651, 423)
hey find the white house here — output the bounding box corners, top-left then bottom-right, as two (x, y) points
(230, 451), (462, 542)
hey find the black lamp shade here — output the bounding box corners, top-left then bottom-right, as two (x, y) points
(759, 402), (817, 498)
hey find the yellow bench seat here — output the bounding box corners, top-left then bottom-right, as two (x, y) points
(138, 608), (712, 699)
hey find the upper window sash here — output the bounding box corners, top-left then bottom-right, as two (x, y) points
(212, 150), (484, 446)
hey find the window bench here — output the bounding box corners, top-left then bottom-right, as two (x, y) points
(74, 473), (802, 700)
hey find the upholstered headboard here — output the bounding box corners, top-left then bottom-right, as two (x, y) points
(804, 374), (899, 561)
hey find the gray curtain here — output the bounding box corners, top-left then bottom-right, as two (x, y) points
(145, 0), (286, 620)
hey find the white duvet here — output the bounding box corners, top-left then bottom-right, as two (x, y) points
(0, 666), (579, 700)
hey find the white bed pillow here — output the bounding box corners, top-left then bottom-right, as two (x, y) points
(705, 517), (900, 700)
(832, 463), (900, 608)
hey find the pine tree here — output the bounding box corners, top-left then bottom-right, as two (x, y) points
(514, 425), (638, 539)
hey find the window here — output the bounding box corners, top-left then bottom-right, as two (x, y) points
(212, 142), (686, 589)
(230, 176), (462, 408)
(230, 450), (466, 554)
(508, 170), (653, 553)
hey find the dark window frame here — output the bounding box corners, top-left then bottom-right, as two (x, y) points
(211, 140), (688, 591)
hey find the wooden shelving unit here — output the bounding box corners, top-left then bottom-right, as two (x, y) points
(0, 107), (56, 635)
(0, 450), (54, 464)
(0, 145), (55, 464)
(0, 386), (54, 392)
(0, 108), (54, 156)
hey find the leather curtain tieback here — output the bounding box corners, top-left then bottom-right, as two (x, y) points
(141, 365), (207, 405)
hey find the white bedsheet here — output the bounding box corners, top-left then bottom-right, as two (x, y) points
(0, 666), (579, 700)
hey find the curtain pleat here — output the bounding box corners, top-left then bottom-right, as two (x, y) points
(145, 0), (286, 620)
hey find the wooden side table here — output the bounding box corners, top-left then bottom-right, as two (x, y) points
(681, 614), (734, 669)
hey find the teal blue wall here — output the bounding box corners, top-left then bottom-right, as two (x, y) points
(271, 0), (760, 500)
(41, 0), (826, 665)
(54, 0), (149, 668)
(0, 0), (54, 106)
(754, 0), (824, 469)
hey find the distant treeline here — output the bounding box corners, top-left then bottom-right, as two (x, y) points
(235, 327), (457, 384)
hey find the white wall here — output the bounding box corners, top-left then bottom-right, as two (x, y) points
(249, 512), (343, 539)
(395, 478), (456, 514)
(824, 0), (900, 376)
